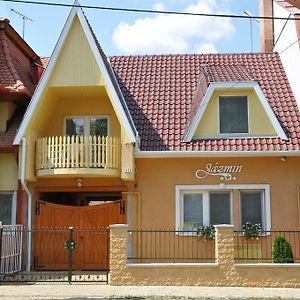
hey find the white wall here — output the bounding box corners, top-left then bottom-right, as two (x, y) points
(273, 2), (300, 106)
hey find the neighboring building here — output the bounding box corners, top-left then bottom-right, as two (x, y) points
(1, 3), (300, 275)
(0, 18), (44, 226)
(260, 0), (300, 104)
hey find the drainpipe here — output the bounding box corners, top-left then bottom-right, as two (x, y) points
(21, 137), (32, 272)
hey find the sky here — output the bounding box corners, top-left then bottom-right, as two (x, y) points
(0, 0), (260, 57)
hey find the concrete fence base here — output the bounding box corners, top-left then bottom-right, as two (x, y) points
(109, 224), (300, 287)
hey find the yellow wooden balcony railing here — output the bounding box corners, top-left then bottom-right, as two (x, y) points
(36, 135), (120, 176)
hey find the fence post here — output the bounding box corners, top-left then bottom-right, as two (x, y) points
(68, 226), (74, 283)
(109, 224), (128, 285)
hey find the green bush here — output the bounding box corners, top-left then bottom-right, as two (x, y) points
(196, 225), (215, 240)
(272, 235), (294, 263)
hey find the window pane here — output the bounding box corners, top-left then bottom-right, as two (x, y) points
(219, 96), (248, 133)
(90, 118), (108, 136)
(0, 194), (12, 225)
(209, 192), (231, 225)
(241, 191), (263, 226)
(183, 193), (203, 229)
(66, 118), (85, 136)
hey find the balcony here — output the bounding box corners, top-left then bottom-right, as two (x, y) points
(36, 135), (121, 177)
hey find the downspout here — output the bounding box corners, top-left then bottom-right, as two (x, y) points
(21, 137), (32, 272)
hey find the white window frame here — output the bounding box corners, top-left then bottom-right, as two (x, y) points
(0, 191), (17, 225)
(218, 95), (250, 136)
(175, 184), (271, 231)
(177, 188), (233, 230)
(64, 115), (110, 136)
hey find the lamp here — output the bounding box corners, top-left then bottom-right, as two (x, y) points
(280, 156), (287, 162)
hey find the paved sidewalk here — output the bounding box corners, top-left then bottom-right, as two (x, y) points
(0, 284), (300, 300)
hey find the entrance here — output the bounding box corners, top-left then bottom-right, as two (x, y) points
(33, 191), (126, 271)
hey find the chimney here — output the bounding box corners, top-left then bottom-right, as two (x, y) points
(259, 0), (274, 52)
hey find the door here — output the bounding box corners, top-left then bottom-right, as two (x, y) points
(33, 199), (125, 270)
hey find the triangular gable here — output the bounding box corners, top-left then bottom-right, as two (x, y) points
(183, 81), (288, 142)
(14, 1), (137, 145)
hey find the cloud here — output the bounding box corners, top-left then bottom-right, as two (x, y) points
(112, 0), (235, 54)
(153, 2), (166, 11)
(194, 42), (218, 54)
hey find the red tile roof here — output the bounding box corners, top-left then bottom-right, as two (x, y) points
(13, 52), (300, 152)
(110, 52), (300, 152)
(0, 107), (25, 150)
(0, 18), (40, 101)
(274, 0), (300, 13)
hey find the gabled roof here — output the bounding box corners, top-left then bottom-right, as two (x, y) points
(14, 2), (138, 145)
(110, 52), (300, 152)
(0, 18), (41, 101)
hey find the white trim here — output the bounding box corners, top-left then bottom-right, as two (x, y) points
(64, 115), (110, 136)
(184, 82), (288, 142)
(134, 150), (300, 158)
(14, 3), (137, 145)
(235, 263), (300, 268)
(175, 184), (271, 231)
(127, 263), (219, 267)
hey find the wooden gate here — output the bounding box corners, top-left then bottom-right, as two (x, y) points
(33, 200), (125, 270)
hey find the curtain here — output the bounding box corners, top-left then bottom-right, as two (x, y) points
(219, 96), (248, 133)
(209, 192), (231, 225)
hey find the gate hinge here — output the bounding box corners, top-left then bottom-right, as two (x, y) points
(35, 201), (45, 216)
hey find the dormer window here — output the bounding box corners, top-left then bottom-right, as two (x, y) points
(219, 96), (249, 134)
(65, 116), (109, 137)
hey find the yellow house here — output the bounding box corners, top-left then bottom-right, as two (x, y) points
(1, 3), (300, 283)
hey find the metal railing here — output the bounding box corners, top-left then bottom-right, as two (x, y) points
(36, 135), (120, 171)
(0, 225), (23, 276)
(234, 229), (300, 263)
(1, 227), (109, 282)
(128, 229), (215, 263)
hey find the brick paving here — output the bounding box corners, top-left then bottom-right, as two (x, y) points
(0, 284), (300, 299)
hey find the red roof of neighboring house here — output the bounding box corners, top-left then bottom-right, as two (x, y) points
(0, 18), (41, 101)
(0, 107), (25, 151)
(275, 0), (300, 13)
(110, 52), (300, 151)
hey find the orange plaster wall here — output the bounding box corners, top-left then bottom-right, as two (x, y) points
(134, 157), (300, 229)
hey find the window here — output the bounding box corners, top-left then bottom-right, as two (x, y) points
(240, 191), (264, 227)
(219, 96), (248, 134)
(176, 185), (271, 231)
(181, 191), (231, 229)
(65, 116), (109, 137)
(0, 193), (16, 225)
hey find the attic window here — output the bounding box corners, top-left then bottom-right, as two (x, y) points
(219, 96), (249, 134)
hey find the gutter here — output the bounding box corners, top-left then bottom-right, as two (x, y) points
(134, 150), (300, 158)
(20, 137), (32, 272)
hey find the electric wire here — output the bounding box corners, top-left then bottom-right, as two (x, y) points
(1, 0), (300, 21)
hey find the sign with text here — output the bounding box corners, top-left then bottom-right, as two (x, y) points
(195, 162), (243, 181)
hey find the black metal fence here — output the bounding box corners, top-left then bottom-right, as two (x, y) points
(0, 226), (109, 283)
(234, 229), (300, 263)
(128, 229), (215, 263)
